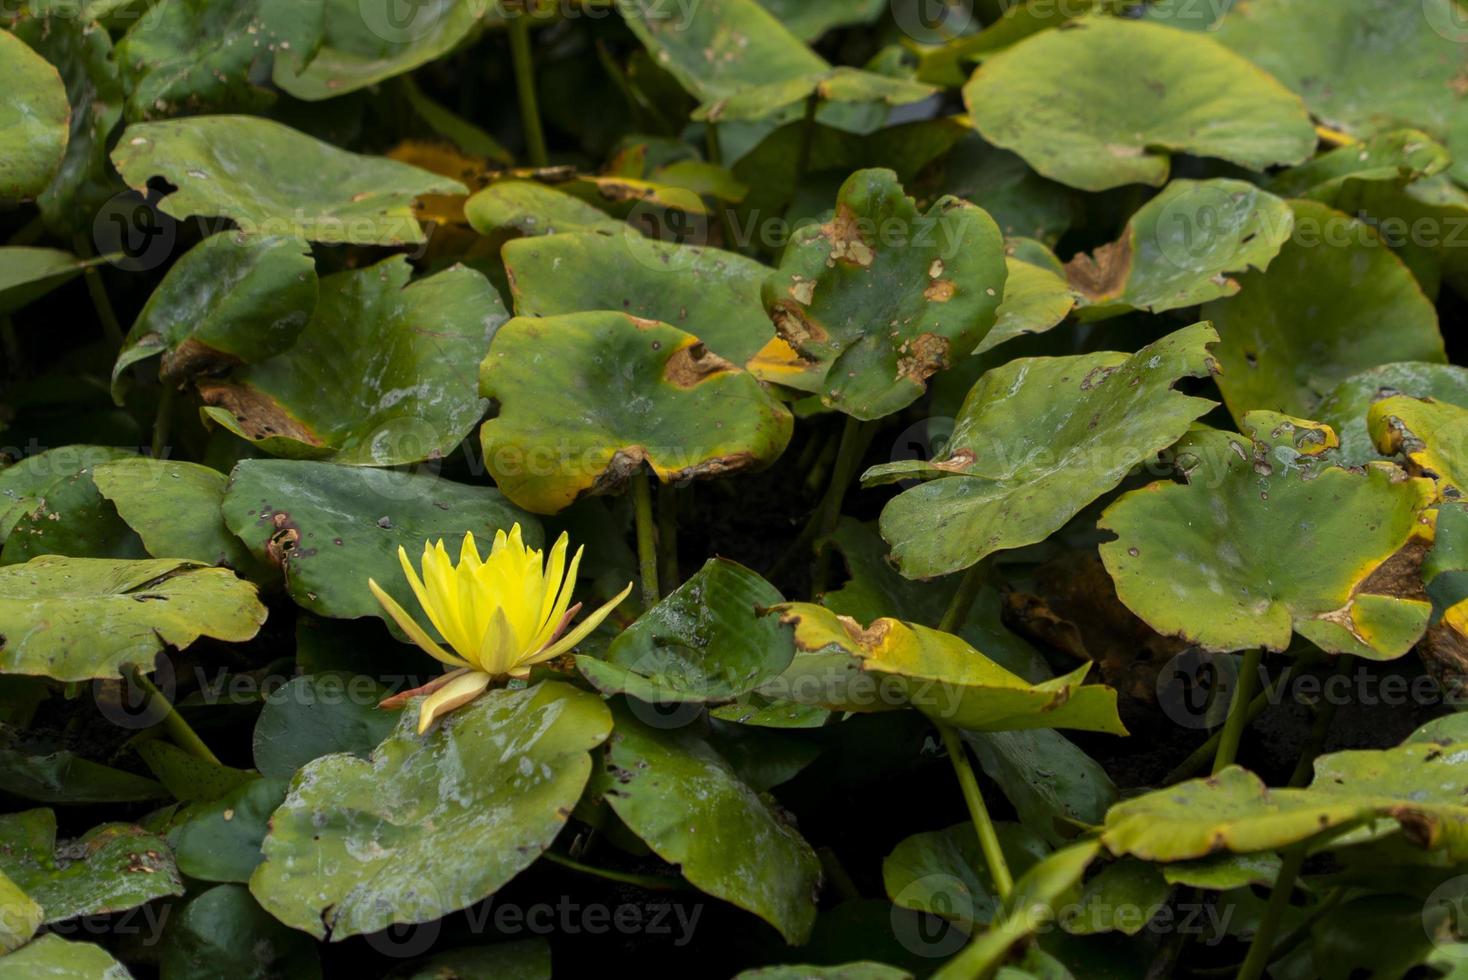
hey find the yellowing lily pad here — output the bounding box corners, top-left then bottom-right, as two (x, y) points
(464, 181), (625, 238)
(0, 934), (134, 977)
(598, 703), (821, 943)
(867, 322), (1220, 578)
(1065, 179), (1294, 321)
(1268, 129), (1452, 202)
(0, 27), (69, 202)
(1317, 364), (1468, 466)
(111, 116), (465, 246)
(250, 683), (611, 940)
(0, 557), (266, 681)
(1099, 415), (1436, 657)
(1369, 395), (1468, 498)
(480, 311), (793, 514)
(502, 231), (776, 365)
(765, 603), (1124, 734)
(199, 258), (501, 466)
(754, 168), (1006, 420)
(1203, 199), (1445, 421)
(962, 18), (1315, 192)
(0, 868), (41, 953)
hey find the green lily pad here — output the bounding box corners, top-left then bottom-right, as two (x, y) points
(0, 868), (42, 953)
(766, 603), (1125, 734)
(883, 821), (1048, 927)
(114, 0), (323, 119)
(0, 557), (267, 682)
(976, 241), (1075, 355)
(170, 778), (290, 884)
(1065, 179), (1294, 321)
(0, 27), (69, 202)
(757, 0), (885, 41)
(1370, 396), (1468, 498)
(1161, 852), (1281, 891)
(0, 248), (94, 315)
(866, 322), (1219, 578)
(1104, 740), (1468, 862)
(272, 0), (482, 101)
(252, 674), (397, 779)
(92, 458), (260, 572)
(464, 181), (625, 238)
(1216, 0), (1468, 185)
(0, 747), (165, 804)
(962, 18), (1314, 192)
(0, 934), (133, 977)
(219, 459), (538, 628)
(159, 884), (321, 980)
(737, 966), (910, 980)
(1099, 416), (1435, 656)
(964, 729), (1118, 847)
(1203, 199), (1445, 422)
(390, 940), (551, 980)
(479, 311), (793, 514)
(0, 808), (183, 922)
(199, 258), (500, 465)
(111, 116), (464, 246)
(136, 741), (257, 804)
(693, 67), (936, 124)
(1316, 364), (1468, 466)
(577, 558), (792, 703)
(755, 168), (1006, 420)
(110, 233), (317, 403)
(1060, 859), (1168, 936)
(0, 446), (146, 565)
(250, 683), (611, 939)
(502, 231), (776, 365)
(598, 703), (821, 943)
(1268, 129), (1452, 201)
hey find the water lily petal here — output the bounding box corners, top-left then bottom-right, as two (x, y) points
(478, 605), (519, 676)
(531, 544), (585, 652)
(537, 532), (570, 631)
(369, 577), (471, 669)
(425, 539), (472, 652)
(378, 667), (471, 709)
(526, 580), (633, 664)
(415, 670), (492, 733)
(397, 546), (456, 645)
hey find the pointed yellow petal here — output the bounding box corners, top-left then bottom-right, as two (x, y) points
(526, 580), (633, 665)
(530, 544), (584, 652)
(478, 605), (519, 676)
(398, 546), (455, 643)
(416, 670), (492, 733)
(537, 532), (570, 631)
(459, 531), (482, 572)
(424, 540), (472, 654)
(369, 578), (471, 669)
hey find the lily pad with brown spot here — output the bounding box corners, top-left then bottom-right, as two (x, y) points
(199, 257), (502, 466)
(962, 18), (1315, 192)
(479, 311), (793, 514)
(753, 168), (1006, 421)
(1099, 414), (1436, 657)
(1316, 363), (1468, 466)
(0, 445), (146, 564)
(865, 322), (1220, 578)
(1369, 396), (1468, 499)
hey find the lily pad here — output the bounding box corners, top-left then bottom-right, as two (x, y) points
(1370, 395), (1468, 498)
(757, 0), (886, 41)
(1268, 129), (1452, 201)
(1203, 199), (1445, 422)
(962, 18), (1315, 192)
(0, 808), (183, 922)
(0, 869), (41, 953)
(577, 558), (792, 703)
(250, 683), (611, 939)
(0, 446), (146, 565)
(464, 181), (625, 238)
(865, 322), (1219, 578)
(111, 233), (318, 403)
(170, 778), (291, 884)
(136, 741), (257, 804)
(1316, 363), (1468, 466)
(755, 168), (1006, 420)
(598, 703), (821, 943)
(1060, 859), (1169, 936)
(502, 231), (775, 365)
(0, 557), (267, 682)
(219, 459), (538, 628)
(159, 884), (321, 980)
(199, 258), (501, 466)
(883, 821), (1048, 927)
(0, 934), (133, 977)
(692, 68), (935, 124)
(251, 673), (397, 778)
(479, 311), (793, 514)
(0, 27), (69, 202)
(1064, 179), (1294, 321)
(1099, 416), (1436, 656)
(766, 603), (1125, 733)
(390, 940), (551, 980)
(111, 116), (464, 246)
(0, 747), (164, 804)
(0, 248), (94, 314)
(976, 241), (1075, 355)
(964, 729), (1118, 847)
(92, 458), (260, 571)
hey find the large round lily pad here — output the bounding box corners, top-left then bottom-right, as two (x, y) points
(866, 322), (1219, 578)
(0, 27), (69, 202)
(479, 311), (793, 514)
(219, 459), (538, 628)
(754, 168), (1006, 420)
(159, 884), (321, 980)
(199, 258), (501, 466)
(250, 682), (611, 939)
(962, 18), (1315, 192)
(0, 557), (266, 681)
(1099, 416), (1436, 657)
(1203, 199), (1445, 422)
(111, 116), (465, 246)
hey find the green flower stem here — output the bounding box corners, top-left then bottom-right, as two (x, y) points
(1287, 656), (1351, 787)
(810, 415), (866, 593)
(631, 469), (659, 607)
(938, 560), (990, 634)
(1212, 648), (1263, 774)
(657, 483), (680, 594)
(151, 384), (175, 459)
(939, 722), (1012, 899)
(508, 13), (548, 167)
(540, 850), (687, 892)
(1236, 843), (1307, 980)
(74, 234), (123, 349)
(1164, 664), (1297, 785)
(122, 664), (222, 766)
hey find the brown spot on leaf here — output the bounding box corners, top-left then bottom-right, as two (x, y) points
(159, 337), (243, 384)
(1065, 236), (1134, 303)
(197, 382), (324, 446)
(896, 333), (950, 384)
(664, 343), (736, 389)
(821, 204), (874, 267)
(923, 279), (956, 302)
(770, 301), (828, 350)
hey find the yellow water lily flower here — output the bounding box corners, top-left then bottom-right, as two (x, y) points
(369, 524), (632, 733)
